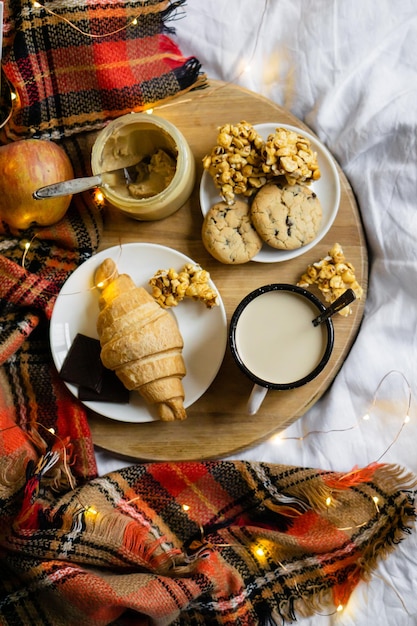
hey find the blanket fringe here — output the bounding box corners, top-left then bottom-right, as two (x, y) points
(289, 586), (336, 621)
(144, 69), (208, 114)
(76, 497), (182, 572)
(25, 429), (77, 493)
(373, 463), (417, 492)
(258, 587), (337, 624)
(286, 463), (417, 513)
(360, 500), (416, 578)
(322, 463), (381, 489)
(161, 0), (187, 33)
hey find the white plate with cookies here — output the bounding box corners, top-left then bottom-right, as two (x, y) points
(199, 123), (340, 263)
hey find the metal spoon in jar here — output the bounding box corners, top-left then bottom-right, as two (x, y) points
(33, 162), (141, 199)
(312, 288), (357, 327)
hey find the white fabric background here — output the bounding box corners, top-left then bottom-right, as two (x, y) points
(96, 2), (417, 624)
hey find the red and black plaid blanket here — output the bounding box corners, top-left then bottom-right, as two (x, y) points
(0, 131), (103, 483)
(1, 0), (206, 140)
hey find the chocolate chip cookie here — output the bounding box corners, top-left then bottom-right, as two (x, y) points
(250, 182), (322, 250)
(202, 200), (263, 264)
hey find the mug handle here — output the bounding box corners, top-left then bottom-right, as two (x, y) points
(247, 384), (268, 415)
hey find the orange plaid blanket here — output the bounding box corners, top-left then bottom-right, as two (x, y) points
(0, 420), (416, 625)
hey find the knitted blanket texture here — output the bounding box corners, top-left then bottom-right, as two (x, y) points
(1, 2), (417, 625)
(0, 131), (104, 481)
(0, 438), (416, 625)
(1, 0), (206, 140)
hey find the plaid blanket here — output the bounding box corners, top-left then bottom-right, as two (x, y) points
(1, 0), (206, 140)
(0, 131), (103, 482)
(0, 426), (416, 625)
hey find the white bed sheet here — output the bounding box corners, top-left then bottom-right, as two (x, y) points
(96, 2), (417, 624)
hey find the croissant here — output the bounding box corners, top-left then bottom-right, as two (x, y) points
(94, 258), (187, 421)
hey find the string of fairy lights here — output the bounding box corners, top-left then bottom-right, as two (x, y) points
(1, 1), (416, 617)
(31, 0), (142, 38)
(270, 369), (412, 464)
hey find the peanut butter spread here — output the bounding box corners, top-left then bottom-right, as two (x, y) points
(100, 123), (178, 199)
(128, 149), (176, 198)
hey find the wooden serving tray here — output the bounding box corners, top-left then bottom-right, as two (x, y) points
(88, 81), (368, 462)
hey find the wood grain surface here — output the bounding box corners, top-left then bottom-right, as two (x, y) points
(88, 81), (368, 462)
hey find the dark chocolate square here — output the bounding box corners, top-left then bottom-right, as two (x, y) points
(60, 333), (104, 392)
(78, 368), (130, 404)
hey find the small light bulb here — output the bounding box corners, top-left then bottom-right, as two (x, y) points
(85, 506), (98, 517)
(48, 427), (56, 435)
(145, 108), (154, 115)
(182, 504), (190, 512)
(255, 547), (265, 557)
(33, 1), (42, 7)
(326, 497), (332, 507)
(336, 603), (343, 612)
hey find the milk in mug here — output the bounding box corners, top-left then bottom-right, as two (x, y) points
(235, 290), (327, 385)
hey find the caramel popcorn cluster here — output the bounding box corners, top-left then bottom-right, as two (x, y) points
(202, 121), (321, 205)
(297, 243), (363, 316)
(203, 121), (266, 205)
(149, 263), (218, 309)
(262, 127), (321, 185)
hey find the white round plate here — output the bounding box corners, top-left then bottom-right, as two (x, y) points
(50, 243), (227, 423)
(200, 123), (341, 263)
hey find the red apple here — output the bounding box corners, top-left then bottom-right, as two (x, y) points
(0, 139), (74, 230)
